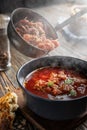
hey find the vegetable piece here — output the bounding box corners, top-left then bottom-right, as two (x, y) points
(70, 89), (77, 96)
(65, 78), (74, 85)
(47, 81), (54, 87)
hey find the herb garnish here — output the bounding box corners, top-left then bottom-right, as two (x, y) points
(64, 78), (74, 85)
(47, 81), (54, 87)
(70, 89), (77, 96)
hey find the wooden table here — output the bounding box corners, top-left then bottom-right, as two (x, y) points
(0, 1), (87, 130)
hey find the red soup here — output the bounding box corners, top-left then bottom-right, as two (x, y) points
(24, 67), (87, 100)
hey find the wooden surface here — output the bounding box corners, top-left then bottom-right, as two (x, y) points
(0, 1), (87, 130)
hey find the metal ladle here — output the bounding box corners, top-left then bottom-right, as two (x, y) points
(55, 7), (87, 31)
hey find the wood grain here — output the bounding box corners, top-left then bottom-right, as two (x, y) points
(0, 2), (87, 130)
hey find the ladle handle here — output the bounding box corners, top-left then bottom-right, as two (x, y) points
(55, 7), (87, 31)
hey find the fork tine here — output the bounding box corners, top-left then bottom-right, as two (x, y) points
(0, 84), (7, 95)
(0, 72), (17, 92)
(0, 72), (18, 96)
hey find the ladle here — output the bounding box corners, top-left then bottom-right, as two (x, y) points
(55, 7), (87, 31)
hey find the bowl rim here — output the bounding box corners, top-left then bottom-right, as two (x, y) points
(16, 55), (87, 102)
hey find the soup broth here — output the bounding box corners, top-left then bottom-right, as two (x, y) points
(24, 67), (87, 100)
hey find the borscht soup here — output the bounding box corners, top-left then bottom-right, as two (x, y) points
(24, 67), (87, 100)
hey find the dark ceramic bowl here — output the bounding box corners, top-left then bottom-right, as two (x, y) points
(17, 56), (87, 120)
(7, 8), (58, 58)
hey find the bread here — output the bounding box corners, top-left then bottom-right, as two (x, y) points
(0, 92), (19, 130)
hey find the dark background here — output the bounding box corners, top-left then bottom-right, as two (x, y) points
(0, 0), (76, 13)
(0, 0), (48, 13)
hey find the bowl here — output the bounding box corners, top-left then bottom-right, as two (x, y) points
(17, 56), (87, 120)
(7, 8), (58, 58)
